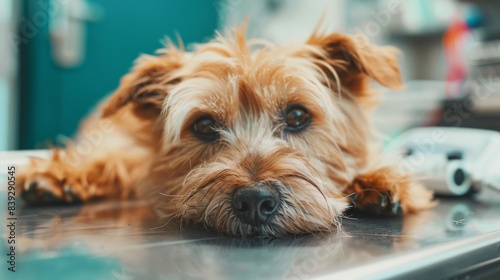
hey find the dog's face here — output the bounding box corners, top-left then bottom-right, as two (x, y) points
(103, 30), (402, 236)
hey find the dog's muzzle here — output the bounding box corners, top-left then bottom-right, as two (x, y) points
(232, 184), (280, 226)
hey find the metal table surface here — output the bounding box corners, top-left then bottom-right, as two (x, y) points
(1, 153), (500, 280)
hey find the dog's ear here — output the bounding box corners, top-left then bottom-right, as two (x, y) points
(307, 33), (403, 96)
(101, 53), (183, 118)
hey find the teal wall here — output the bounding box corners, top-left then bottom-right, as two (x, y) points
(0, 80), (8, 150)
(20, 0), (219, 149)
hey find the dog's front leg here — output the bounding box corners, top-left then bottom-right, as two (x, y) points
(17, 110), (157, 206)
(18, 150), (137, 205)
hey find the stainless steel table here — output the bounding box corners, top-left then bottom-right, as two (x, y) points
(1, 152), (500, 280)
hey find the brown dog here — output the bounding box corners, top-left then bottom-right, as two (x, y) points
(18, 27), (434, 236)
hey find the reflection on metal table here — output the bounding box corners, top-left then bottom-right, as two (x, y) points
(1, 153), (500, 280)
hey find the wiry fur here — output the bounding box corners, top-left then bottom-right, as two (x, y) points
(18, 26), (434, 236)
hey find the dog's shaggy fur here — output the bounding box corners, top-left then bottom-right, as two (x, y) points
(18, 27), (434, 236)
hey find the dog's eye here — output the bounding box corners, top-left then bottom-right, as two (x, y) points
(285, 106), (310, 132)
(193, 117), (219, 141)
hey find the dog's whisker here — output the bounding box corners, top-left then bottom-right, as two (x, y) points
(149, 214), (177, 231)
(285, 173), (332, 215)
(279, 180), (310, 222)
(158, 192), (185, 198)
(202, 183), (227, 222)
(181, 169), (229, 204)
(190, 171), (231, 210)
(213, 141), (228, 163)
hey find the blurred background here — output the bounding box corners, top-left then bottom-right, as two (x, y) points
(0, 0), (499, 150)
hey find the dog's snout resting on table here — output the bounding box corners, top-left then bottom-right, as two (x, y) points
(18, 26), (434, 236)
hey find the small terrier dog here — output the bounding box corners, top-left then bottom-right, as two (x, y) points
(19, 27), (434, 236)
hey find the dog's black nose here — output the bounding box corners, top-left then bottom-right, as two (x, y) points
(232, 184), (280, 226)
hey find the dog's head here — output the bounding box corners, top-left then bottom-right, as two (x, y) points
(103, 29), (402, 236)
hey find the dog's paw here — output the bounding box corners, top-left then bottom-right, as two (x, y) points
(349, 191), (403, 217)
(20, 174), (85, 206)
(346, 166), (436, 217)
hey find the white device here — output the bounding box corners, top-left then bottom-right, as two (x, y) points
(385, 127), (500, 196)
